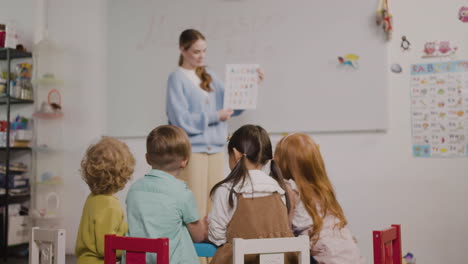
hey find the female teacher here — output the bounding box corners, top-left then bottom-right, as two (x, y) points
(166, 29), (264, 217)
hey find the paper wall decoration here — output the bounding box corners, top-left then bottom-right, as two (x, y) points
(410, 61), (468, 157)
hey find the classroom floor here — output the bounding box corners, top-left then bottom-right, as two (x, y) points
(4, 255), (76, 263)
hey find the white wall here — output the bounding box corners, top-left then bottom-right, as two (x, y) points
(0, 0), (34, 50)
(16, 0), (468, 262)
(37, 0), (108, 254)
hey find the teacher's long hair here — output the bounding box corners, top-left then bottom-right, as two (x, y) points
(179, 29), (213, 92)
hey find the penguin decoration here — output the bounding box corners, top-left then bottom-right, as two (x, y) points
(401, 36), (411, 51)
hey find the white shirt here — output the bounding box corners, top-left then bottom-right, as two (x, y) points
(178, 67), (209, 96)
(208, 170), (286, 246)
(288, 180), (314, 234)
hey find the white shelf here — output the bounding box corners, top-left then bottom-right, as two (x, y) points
(32, 78), (64, 86)
(33, 111), (64, 119)
(35, 180), (63, 186)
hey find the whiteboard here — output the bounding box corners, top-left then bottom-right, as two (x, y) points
(106, 0), (388, 137)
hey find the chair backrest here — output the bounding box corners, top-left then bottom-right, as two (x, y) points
(29, 227), (66, 264)
(104, 235), (169, 264)
(232, 235), (310, 264)
(373, 224), (402, 264)
(194, 242), (217, 257)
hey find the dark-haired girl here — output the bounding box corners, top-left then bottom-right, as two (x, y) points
(208, 124), (297, 264)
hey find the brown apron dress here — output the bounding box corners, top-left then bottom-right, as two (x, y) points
(210, 193), (298, 264)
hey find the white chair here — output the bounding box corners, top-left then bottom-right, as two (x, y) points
(29, 227), (66, 264)
(233, 235), (310, 264)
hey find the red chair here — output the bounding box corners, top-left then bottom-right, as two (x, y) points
(373, 224), (402, 264)
(104, 235), (169, 264)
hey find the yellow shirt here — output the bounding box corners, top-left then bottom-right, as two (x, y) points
(75, 194), (128, 264)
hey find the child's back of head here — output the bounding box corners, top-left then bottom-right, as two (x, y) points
(146, 125), (191, 172)
(208, 125), (298, 264)
(274, 133), (347, 241)
(211, 124), (291, 211)
(81, 136), (135, 195)
(127, 125), (201, 264)
(76, 137), (135, 263)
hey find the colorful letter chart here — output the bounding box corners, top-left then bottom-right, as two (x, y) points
(224, 64), (259, 109)
(410, 61), (468, 157)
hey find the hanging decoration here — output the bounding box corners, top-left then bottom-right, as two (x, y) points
(376, 0), (393, 40)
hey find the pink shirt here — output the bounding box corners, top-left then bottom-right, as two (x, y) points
(289, 180), (365, 264)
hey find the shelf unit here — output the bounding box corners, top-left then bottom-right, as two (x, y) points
(0, 96), (33, 105)
(0, 48), (34, 260)
(0, 195), (30, 207)
(0, 147), (31, 151)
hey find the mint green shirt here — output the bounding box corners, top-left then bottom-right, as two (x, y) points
(126, 169), (200, 264)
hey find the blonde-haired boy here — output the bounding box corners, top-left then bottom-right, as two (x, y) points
(75, 137), (135, 264)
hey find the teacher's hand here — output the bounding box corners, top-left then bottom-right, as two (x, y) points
(257, 68), (265, 84)
(218, 109), (234, 121)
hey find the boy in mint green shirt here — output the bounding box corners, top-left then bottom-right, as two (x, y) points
(126, 125), (207, 264)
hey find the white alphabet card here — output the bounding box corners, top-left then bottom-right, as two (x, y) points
(224, 64), (259, 110)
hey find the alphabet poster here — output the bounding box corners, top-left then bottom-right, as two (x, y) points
(410, 61), (468, 157)
(224, 64), (259, 109)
